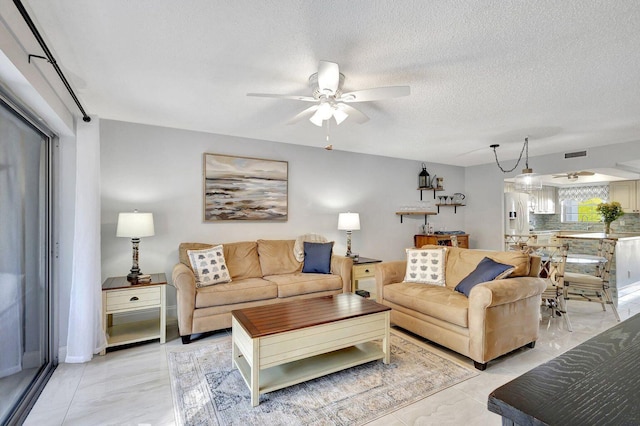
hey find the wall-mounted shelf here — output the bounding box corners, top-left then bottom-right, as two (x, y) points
(435, 203), (465, 214)
(395, 211), (437, 224)
(417, 187), (444, 200)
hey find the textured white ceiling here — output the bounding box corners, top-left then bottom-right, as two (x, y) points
(21, 0), (640, 166)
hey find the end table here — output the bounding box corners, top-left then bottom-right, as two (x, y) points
(351, 257), (382, 296)
(100, 273), (167, 355)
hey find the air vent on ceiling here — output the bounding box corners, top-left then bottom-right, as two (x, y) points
(564, 150), (587, 159)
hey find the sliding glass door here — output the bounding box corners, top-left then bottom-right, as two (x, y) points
(0, 97), (55, 425)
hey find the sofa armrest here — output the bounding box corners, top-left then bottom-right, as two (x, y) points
(331, 255), (354, 293)
(375, 261), (407, 301)
(171, 263), (197, 336)
(468, 276), (547, 365)
(469, 277), (547, 309)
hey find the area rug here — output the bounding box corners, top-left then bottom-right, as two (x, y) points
(167, 332), (478, 425)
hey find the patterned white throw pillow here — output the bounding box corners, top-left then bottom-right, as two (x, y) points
(404, 247), (446, 286)
(187, 245), (231, 287)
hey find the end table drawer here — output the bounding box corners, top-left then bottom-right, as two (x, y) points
(353, 264), (375, 280)
(106, 286), (161, 312)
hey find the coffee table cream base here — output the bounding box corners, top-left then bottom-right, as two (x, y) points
(232, 311), (390, 407)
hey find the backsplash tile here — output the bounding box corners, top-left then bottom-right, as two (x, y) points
(531, 212), (640, 233)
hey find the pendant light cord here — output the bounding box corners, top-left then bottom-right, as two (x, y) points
(491, 137), (528, 173)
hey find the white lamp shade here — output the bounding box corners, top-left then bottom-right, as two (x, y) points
(116, 212), (155, 238)
(338, 212), (360, 231)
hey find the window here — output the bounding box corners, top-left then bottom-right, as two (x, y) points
(559, 185), (608, 223)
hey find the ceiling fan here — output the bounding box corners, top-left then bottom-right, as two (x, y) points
(247, 61), (410, 127)
(552, 171), (595, 181)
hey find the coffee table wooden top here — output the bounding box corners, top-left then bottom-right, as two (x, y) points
(231, 293), (390, 338)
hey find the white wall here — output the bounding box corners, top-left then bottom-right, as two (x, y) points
(465, 140), (640, 250)
(99, 119), (467, 311)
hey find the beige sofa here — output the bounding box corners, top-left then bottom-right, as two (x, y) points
(375, 246), (546, 370)
(172, 240), (353, 343)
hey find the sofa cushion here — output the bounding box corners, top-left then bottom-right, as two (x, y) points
(257, 239), (301, 276)
(302, 241), (334, 274)
(384, 282), (469, 328)
(454, 257), (515, 297)
(179, 242), (214, 267)
(195, 277), (277, 308)
(187, 245), (232, 287)
(404, 248), (446, 285)
(445, 247), (531, 289)
(265, 273), (343, 298)
(293, 233), (328, 262)
(222, 241), (263, 280)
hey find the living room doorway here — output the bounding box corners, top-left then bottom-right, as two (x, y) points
(0, 95), (56, 425)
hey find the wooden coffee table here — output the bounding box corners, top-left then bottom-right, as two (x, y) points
(231, 293), (391, 406)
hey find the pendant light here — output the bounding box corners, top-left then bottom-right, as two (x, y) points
(490, 137), (542, 192)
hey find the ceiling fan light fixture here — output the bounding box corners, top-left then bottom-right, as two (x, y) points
(333, 108), (348, 125)
(309, 110), (324, 127)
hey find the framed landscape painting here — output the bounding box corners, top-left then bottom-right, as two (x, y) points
(203, 153), (288, 221)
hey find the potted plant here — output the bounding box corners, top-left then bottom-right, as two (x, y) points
(596, 201), (624, 234)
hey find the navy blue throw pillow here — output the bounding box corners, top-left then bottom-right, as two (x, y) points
(302, 241), (334, 274)
(454, 257), (515, 297)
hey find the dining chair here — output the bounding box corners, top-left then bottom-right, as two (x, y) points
(504, 234), (537, 251)
(520, 243), (571, 331)
(563, 238), (620, 322)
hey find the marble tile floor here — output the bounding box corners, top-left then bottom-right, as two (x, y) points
(25, 292), (640, 426)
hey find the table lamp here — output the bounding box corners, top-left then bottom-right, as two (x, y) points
(338, 212), (360, 257)
(116, 210), (155, 281)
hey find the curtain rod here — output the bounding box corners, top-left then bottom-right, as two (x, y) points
(13, 0), (91, 122)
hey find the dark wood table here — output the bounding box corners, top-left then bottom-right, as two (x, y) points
(231, 294), (391, 406)
(488, 313), (640, 425)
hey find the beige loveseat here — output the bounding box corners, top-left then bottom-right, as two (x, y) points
(375, 246), (546, 370)
(172, 240), (353, 343)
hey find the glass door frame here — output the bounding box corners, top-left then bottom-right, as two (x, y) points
(0, 92), (58, 425)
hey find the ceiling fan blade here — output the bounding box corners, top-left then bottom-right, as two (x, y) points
(247, 93), (316, 102)
(340, 86), (410, 102)
(317, 61), (340, 94)
(552, 175), (565, 178)
(287, 105), (319, 125)
(576, 171), (595, 176)
(338, 104), (369, 124)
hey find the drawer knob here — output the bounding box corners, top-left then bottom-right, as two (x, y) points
(130, 296), (139, 301)
(365, 269), (370, 273)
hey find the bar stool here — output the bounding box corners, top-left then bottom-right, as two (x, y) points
(563, 238), (620, 322)
(520, 243), (571, 331)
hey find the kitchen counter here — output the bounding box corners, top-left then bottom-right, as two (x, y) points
(556, 232), (640, 241)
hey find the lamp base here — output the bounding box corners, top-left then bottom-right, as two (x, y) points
(127, 271), (141, 282)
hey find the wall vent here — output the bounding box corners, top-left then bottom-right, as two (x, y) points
(564, 150), (587, 159)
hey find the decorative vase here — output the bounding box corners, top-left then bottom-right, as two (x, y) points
(605, 222), (611, 234)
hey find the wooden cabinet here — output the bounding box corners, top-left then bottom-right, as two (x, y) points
(530, 186), (556, 214)
(414, 234), (469, 249)
(610, 180), (639, 213)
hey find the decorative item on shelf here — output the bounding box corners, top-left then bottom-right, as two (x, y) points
(596, 201), (624, 234)
(338, 212), (360, 257)
(418, 163), (430, 188)
(490, 137), (542, 192)
(116, 210), (155, 282)
(453, 193), (466, 205)
(436, 177), (443, 188)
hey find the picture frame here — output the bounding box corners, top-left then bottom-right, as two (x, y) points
(203, 153), (288, 221)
